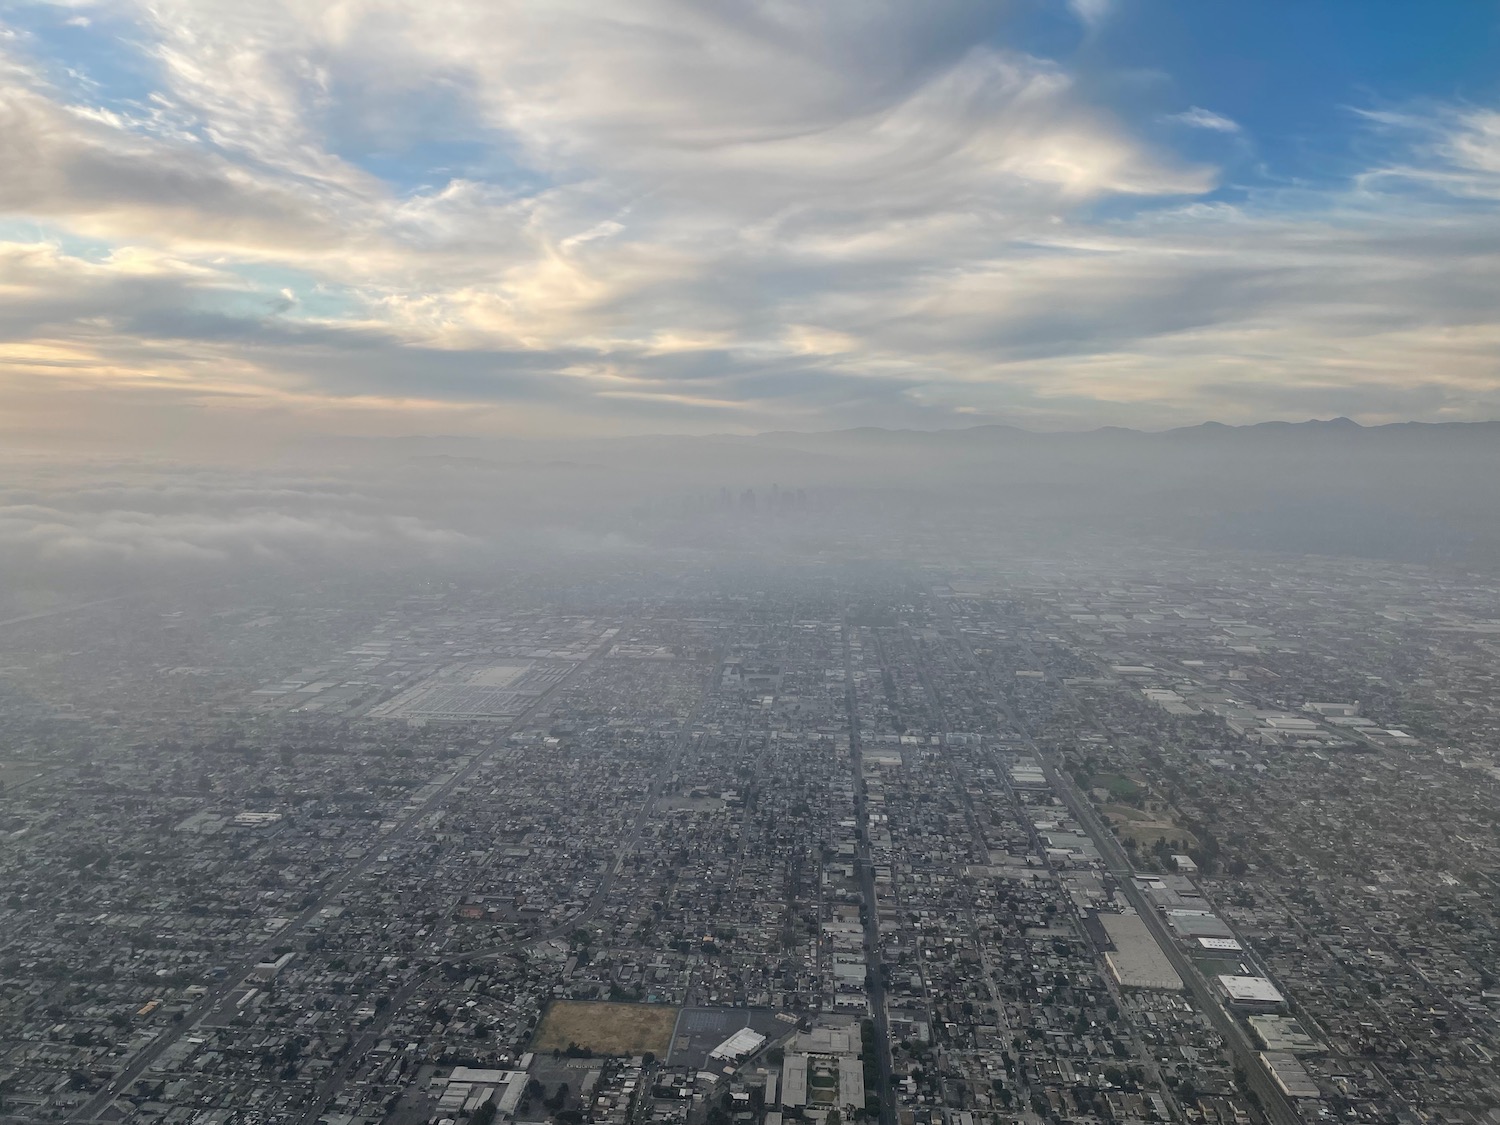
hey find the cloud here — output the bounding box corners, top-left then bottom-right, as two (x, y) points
(0, 472), (478, 574)
(0, 2), (1496, 439)
(0, 70), (344, 250)
(1068, 0), (1114, 32)
(1164, 106), (1241, 133)
(1356, 106), (1500, 200)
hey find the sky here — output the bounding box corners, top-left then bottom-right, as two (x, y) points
(1, 0), (1498, 451)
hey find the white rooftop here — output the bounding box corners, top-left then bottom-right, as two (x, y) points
(1218, 975), (1285, 1003)
(709, 1027), (767, 1061)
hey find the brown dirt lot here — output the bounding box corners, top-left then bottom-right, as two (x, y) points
(1102, 804), (1198, 850)
(533, 1001), (679, 1057)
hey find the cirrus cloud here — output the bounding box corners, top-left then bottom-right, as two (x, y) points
(0, 0), (1495, 443)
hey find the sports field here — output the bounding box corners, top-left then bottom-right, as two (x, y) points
(533, 1001), (679, 1057)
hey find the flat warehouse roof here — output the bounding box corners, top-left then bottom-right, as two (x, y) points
(709, 1027), (767, 1060)
(1100, 912), (1184, 990)
(1219, 975), (1285, 1003)
(1198, 936), (1244, 951)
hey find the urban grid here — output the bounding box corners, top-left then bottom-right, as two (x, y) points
(2, 549), (1498, 1125)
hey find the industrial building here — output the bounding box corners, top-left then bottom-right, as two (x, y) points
(708, 1027), (767, 1064)
(1099, 911), (1185, 991)
(1249, 1015), (1322, 1054)
(1217, 975), (1286, 1011)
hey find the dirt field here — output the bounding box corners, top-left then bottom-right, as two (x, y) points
(1102, 804), (1198, 850)
(533, 1001), (679, 1057)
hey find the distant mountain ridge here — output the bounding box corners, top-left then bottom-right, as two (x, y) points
(743, 416), (1500, 444)
(307, 416), (1500, 468)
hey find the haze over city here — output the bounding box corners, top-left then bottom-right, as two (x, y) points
(3, 6), (1500, 1125)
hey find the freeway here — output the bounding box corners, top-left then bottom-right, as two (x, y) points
(71, 629), (625, 1124)
(0, 595), (129, 631)
(844, 622), (898, 1125)
(1038, 756), (1302, 1125)
(996, 622), (1302, 1125)
(291, 658), (720, 1125)
(921, 593), (1301, 1125)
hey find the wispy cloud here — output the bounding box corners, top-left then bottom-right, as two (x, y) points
(1067, 0), (1113, 32)
(1355, 106), (1500, 199)
(1163, 106), (1242, 133)
(0, 1), (1496, 443)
